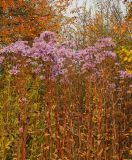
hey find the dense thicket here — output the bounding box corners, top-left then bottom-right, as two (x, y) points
(0, 31), (131, 159)
(0, 0), (131, 159)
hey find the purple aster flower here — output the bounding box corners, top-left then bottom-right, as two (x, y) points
(0, 56), (5, 64)
(40, 75), (45, 80)
(9, 66), (20, 75)
(32, 67), (41, 74)
(109, 83), (116, 89)
(42, 56), (49, 62)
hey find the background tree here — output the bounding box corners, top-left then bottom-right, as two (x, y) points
(60, 0), (131, 49)
(0, 0), (73, 45)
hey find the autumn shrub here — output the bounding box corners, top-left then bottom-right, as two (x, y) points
(0, 31), (131, 160)
(116, 45), (132, 73)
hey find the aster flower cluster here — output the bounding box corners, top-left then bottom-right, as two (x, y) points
(0, 31), (131, 160)
(0, 31), (131, 81)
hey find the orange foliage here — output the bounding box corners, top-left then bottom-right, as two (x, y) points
(0, 0), (62, 44)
